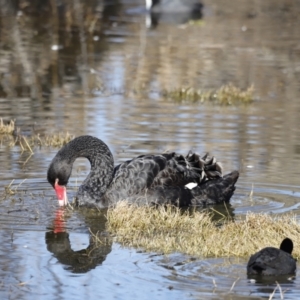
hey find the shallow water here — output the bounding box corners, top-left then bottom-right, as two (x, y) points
(0, 0), (300, 299)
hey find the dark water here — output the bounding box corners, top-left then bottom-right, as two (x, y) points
(1, 0), (300, 298)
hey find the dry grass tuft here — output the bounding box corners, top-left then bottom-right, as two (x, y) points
(4, 133), (74, 152)
(38, 132), (74, 147)
(163, 83), (254, 105)
(107, 202), (300, 258)
(0, 118), (74, 150)
(0, 119), (15, 134)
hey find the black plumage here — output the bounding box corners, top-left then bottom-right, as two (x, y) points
(247, 238), (296, 276)
(47, 135), (239, 208)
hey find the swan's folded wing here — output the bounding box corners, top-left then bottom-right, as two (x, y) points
(108, 152), (207, 197)
(109, 154), (168, 197)
(106, 150), (226, 204)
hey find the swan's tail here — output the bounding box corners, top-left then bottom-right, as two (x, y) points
(185, 152), (223, 183)
(190, 170), (239, 206)
(146, 170), (239, 207)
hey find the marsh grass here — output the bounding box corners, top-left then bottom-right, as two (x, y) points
(163, 83), (254, 105)
(269, 282), (285, 300)
(0, 118), (15, 134)
(107, 202), (300, 258)
(4, 134), (73, 152)
(4, 179), (27, 197)
(0, 118), (74, 150)
(36, 132), (74, 147)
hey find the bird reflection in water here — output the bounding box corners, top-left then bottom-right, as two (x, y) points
(45, 202), (235, 273)
(45, 208), (112, 273)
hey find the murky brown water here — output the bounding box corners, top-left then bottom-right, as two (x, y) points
(1, 0), (300, 299)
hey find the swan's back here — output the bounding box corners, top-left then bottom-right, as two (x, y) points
(104, 151), (229, 206)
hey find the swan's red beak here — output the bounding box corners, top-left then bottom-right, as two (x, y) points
(54, 179), (68, 206)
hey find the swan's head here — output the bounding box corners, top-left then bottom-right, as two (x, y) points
(47, 135), (114, 207)
(47, 156), (72, 206)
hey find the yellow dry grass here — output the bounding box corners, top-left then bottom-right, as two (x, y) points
(36, 132), (74, 147)
(163, 83), (254, 105)
(107, 202), (300, 258)
(0, 117), (74, 150)
(0, 118), (15, 134)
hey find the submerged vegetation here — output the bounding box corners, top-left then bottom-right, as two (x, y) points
(163, 83), (254, 105)
(107, 202), (300, 259)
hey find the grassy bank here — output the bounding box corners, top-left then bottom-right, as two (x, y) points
(107, 202), (300, 259)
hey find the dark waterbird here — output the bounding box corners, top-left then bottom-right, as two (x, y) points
(47, 135), (239, 208)
(247, 238), (296, 276)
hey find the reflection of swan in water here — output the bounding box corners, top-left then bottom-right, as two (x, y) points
(45, 209), (112, 273)
(145, 0), (203, 27)
(209, 202), (235, 222)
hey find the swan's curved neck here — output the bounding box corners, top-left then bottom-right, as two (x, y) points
(79, 138), (115, 201)
(48, 136), (114, 205)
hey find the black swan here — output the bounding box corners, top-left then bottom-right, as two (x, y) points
(47, 135), (239, 208)
(247, 238), (296, 276)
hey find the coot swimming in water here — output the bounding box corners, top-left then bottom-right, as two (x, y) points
(247, 238), (296, 276)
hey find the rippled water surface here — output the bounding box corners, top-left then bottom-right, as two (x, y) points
(1, 0), (300, 299)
